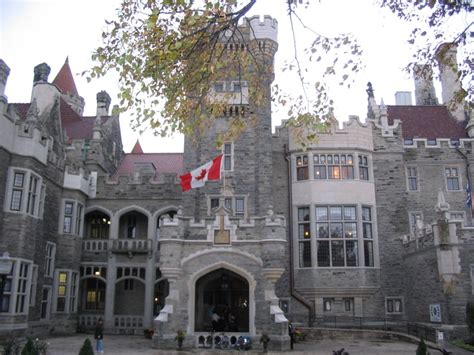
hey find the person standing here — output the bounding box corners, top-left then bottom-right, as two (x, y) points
(94, 318), (104, 354)
(288, 321), (294, 350)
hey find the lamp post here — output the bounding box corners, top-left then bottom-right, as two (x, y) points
(0, 252), (14, 312)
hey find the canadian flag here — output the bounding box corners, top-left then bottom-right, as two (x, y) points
(180, 154), (223, 192)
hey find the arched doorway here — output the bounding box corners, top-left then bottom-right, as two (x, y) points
(194, 268), (249, 332)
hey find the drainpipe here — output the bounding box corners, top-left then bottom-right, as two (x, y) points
(284, 144), (314, 326)
(455, 145), (473, 223)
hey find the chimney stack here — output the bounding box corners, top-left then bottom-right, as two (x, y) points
(0, 59), (10, 100)
(413, 64), (438, 106)
(33, 63), (51, 83)
(436, 42), (465, 121)
(96, 91), (111, 116)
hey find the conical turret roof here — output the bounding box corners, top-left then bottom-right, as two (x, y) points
(52, 57), (78, 96)
(131, 140), (144, 154)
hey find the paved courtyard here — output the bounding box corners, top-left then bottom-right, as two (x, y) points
(42, 334), (428, 355)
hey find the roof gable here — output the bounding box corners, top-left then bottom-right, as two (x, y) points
(52, 57), (78, 96)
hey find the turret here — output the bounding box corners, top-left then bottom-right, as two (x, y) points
(52, 57), (85, 115)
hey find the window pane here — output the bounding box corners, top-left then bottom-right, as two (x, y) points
(331, 240), (344, 266)
(10, 190), (22, 211)
(328, 166), (340, 179)
(64, 202), (73, 215)
(316, 223), (329, 238)
(235, 198), (244, 214)
(346, 240), (358, 267)
(344, 222), (357, 238)
(63, 216), (72, 233)
(364, 241), (374, 267)
(14, 172), (25, 187)
(362, 207), (371, 221)
(298, 207), (310, 221)
(363, 223), (373, 239)
(315, 207), (328, 220)
(299, 242), (311, 267)
(330, 223), (343, 238)
(298, 224), (311, 239)
(342, 166), (354, 179)
(329, 207), (342, 220)
(314, 166), (326, 179)
(344, 207), (356, 220)
(317, 241), (330, 267)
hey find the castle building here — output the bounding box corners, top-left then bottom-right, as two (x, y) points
(0, 18), (473, 349)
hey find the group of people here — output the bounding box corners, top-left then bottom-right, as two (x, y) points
(210, 305), (237, 332)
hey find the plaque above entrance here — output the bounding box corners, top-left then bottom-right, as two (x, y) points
(214, 215), (230, 244)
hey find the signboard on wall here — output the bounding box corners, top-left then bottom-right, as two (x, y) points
(429, 304), (442, 322)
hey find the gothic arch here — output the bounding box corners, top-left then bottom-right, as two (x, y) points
(187, 261), (256, 335)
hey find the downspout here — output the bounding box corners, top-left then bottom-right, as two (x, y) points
(284, 144), (314, 326)
(455, 145), (473, 223)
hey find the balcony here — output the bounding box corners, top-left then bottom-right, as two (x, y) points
(111, 239), (152, 254)
(82, 239), (109, 252)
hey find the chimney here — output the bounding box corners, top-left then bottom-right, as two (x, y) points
(413, 64), (438, 106)
(96, 91), (111, 116)
(436, 42), (465, 121)
(33, 63), (51, 83)
(0, 59), (10, 100)
(395, 91), (412, 105)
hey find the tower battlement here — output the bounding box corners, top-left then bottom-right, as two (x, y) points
(243, 15), (278, 43)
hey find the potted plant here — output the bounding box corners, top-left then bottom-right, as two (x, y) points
(175, 329), (186, 349)
(259, 333), (270, 352)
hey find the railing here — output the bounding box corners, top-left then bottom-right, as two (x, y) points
(114, 315), (144, 330)
(82, 239), (109, 252)
(78, 314), (104, 329)
(312, 316), (438, 343)
(111, 239), (152, 254)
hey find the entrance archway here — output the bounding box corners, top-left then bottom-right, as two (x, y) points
(194, 268), (249, 332)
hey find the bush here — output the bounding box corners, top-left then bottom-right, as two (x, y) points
(416, 337), (428, 355)
(3, 336), (20, 355)
(21, 339), (35, 355)
(20, 338), (48, 355)
(78, 338), (94, 355)
(467, 302), (474, 341)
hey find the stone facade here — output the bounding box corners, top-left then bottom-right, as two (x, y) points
(0, 27), (473, 351)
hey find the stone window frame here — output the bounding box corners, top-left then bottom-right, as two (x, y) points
(44, 242), (56, 278)
(4, 167), (45, 218)
(222, 142), (234, 172)
(323, 298), (333, 312)
(313, 153), (355, 180)
(59, 199), (84, 236)
(444, 166), (461, 191)
(207, 195), (248, 217)
(344, 298), (353, 312)
(296, 155), (309, 181)
(29, 265), (38, 307)
(408, 211), (423, 236)
(40, 286), (52, 320)
(385, 296), (404, 315)
(52, 269), (79, 314)
(0, 258), (33, 315)
(405, 165), (419, 192)
(279, 298), (290, 314)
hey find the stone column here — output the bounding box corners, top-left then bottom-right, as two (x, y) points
(104, 254), (116, 330)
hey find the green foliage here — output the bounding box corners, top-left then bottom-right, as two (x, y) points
(2, 336), (20, 355)
(467, 301), (474, 338)
(450, 339), (474, 351)
(20, 338), (48, 355)
(78, 338), (94, 355)
(259, 333), (270, 343)
(416, 337), (428, 355)
(175, 329), (186, 341)
(88, 0), (361, 146)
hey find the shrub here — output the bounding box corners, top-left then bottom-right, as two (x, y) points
(3, 336), (20, 355)
(78, 338), (94, 355)
(20, 338), (48, 355)
(416, 337), (428, 355)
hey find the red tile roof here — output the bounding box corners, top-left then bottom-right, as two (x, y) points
(113, 153), (184, 177)
(11, 99), (108, 142)
(52, 57), (79, 96)
(387, 105), (467, 140)
(131, 140), (144, 154)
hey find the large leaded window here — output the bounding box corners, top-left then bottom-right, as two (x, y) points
(359, 155), (369, 180)
(445, 167), (460, 190)
(315, 206), (358, 267)
(0, 260), (32, 315)
(406, 166), (418, 191)
(54, 270), (79, 313)
(296, 155), (309, 181)
(297, 205), (376, 269)
(5, 168), (45, 218)
(313, 154), (354, 180)
(61, 200), (84, 236)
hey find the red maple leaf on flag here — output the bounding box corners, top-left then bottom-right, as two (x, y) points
(196, 169), (207, 181)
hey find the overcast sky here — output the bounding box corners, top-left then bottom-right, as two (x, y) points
(0, 0), (461, 153)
